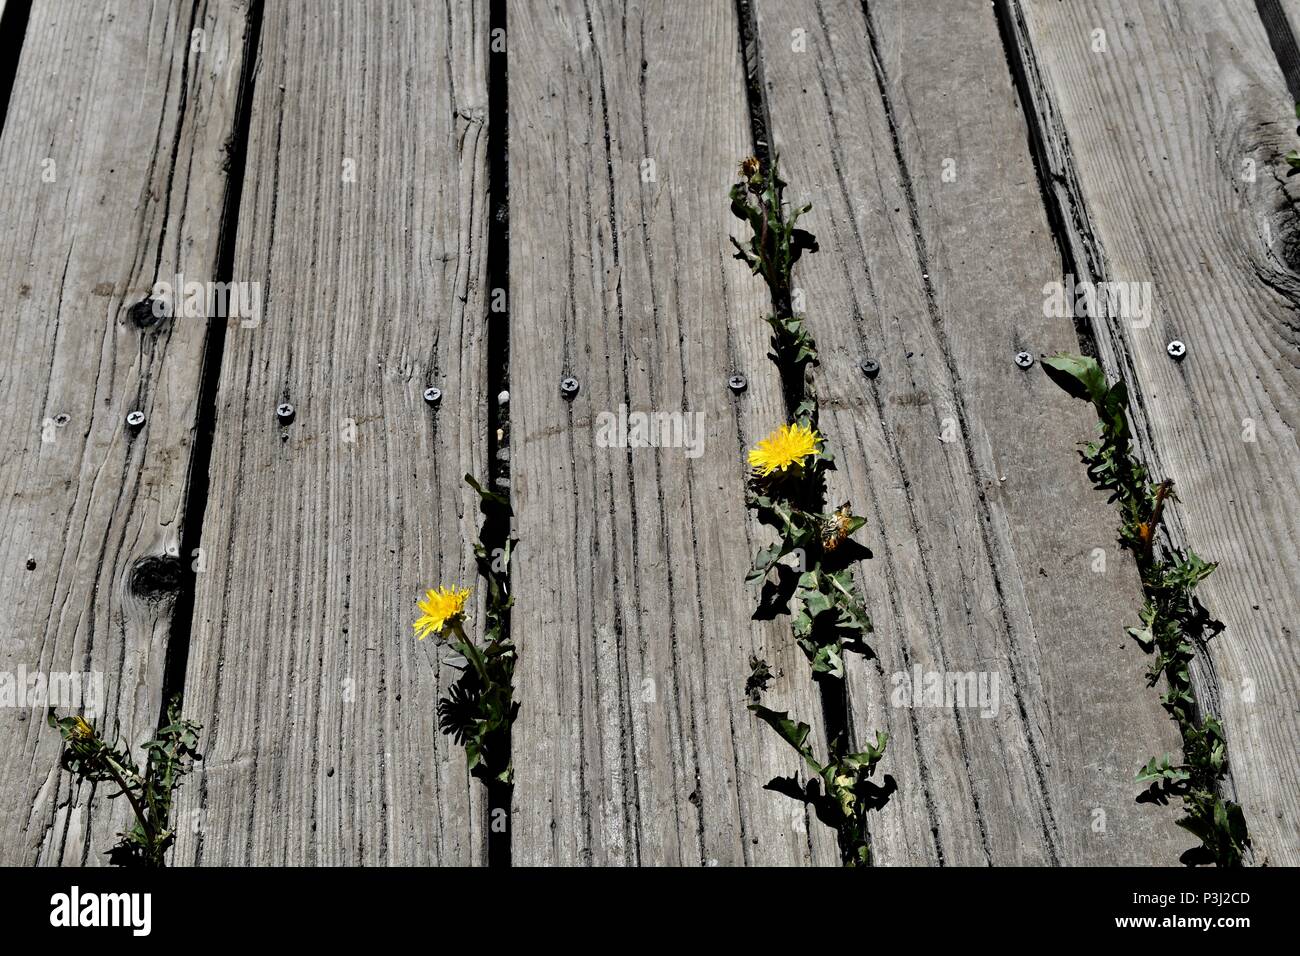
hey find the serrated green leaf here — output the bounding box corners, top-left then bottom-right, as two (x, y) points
(1041, 353), (1108, 407)
(811, 643), (844, 679)
(749, 704), (819, 771)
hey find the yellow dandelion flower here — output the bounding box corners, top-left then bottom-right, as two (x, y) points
(739, 155), (761, 179)
(747, 422), (822, 478)
(70, 715), (95, 741)
(414, 586), (471, 641)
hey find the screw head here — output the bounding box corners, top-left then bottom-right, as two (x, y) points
(276, 402), (295, 423)
(1166, 339), (1187, 361)
(560, 377), (580, 399)
(860, 358), (880, 379)
(1014, 350), (1035, 369)
(728, 374), (748, 393)
(423, 386), (442, 406)
(125, 410), (146, 429)
(53, 413), (69, 427)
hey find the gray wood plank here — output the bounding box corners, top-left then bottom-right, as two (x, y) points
(1007, 0), (1300, 865)
(0, 0), (251, 864)
(1260, 0), (1300, 101)
(507, 0), (840, 865)
(750, 0), (1187, 864)
(172, 0), (491, 866)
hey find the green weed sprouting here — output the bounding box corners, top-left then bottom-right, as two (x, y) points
(746, 425), (871, 678)
(420, 473), (518, 785)
(1042, 354), (1249, 866)
(731, 155), (889, 866)
(47, 696), (201, 867)
(730, 155), (820, 388)
(751, 705), (889, 867)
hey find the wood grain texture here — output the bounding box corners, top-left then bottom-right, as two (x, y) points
(0, 0), (250, 864)
(172, 0), (492, 866)
(5, 0), (1293, 870)
(507, 0), (840, 865)
(1007, 0), (1300, 865)
(1261, 0), (1300, 102)
(750, 0), (1187, 864)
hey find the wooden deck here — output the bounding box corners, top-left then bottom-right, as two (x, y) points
(0, 0), (1295, 866)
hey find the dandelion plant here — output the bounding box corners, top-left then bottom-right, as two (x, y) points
(416, 474), (517, 785)
(745, 422), (869, 679)
(731, 157), (818, 370)
(47, 696), (201, 867)
(730, 154), (888, 865)
(751, 705), (889, 868)
(1042, 354), (1249, 866)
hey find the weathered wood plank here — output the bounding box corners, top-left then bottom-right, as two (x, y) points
(750, 0), (1187, 863)
(1260, 0), (1300, 100)
(1007, 0), (1300, 865)
(508, 0), (839, 865)
(172, 0), (491, 866)
(0, 0), (251, 864)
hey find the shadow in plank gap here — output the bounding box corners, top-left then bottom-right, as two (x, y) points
(0, 0), (33, 139)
